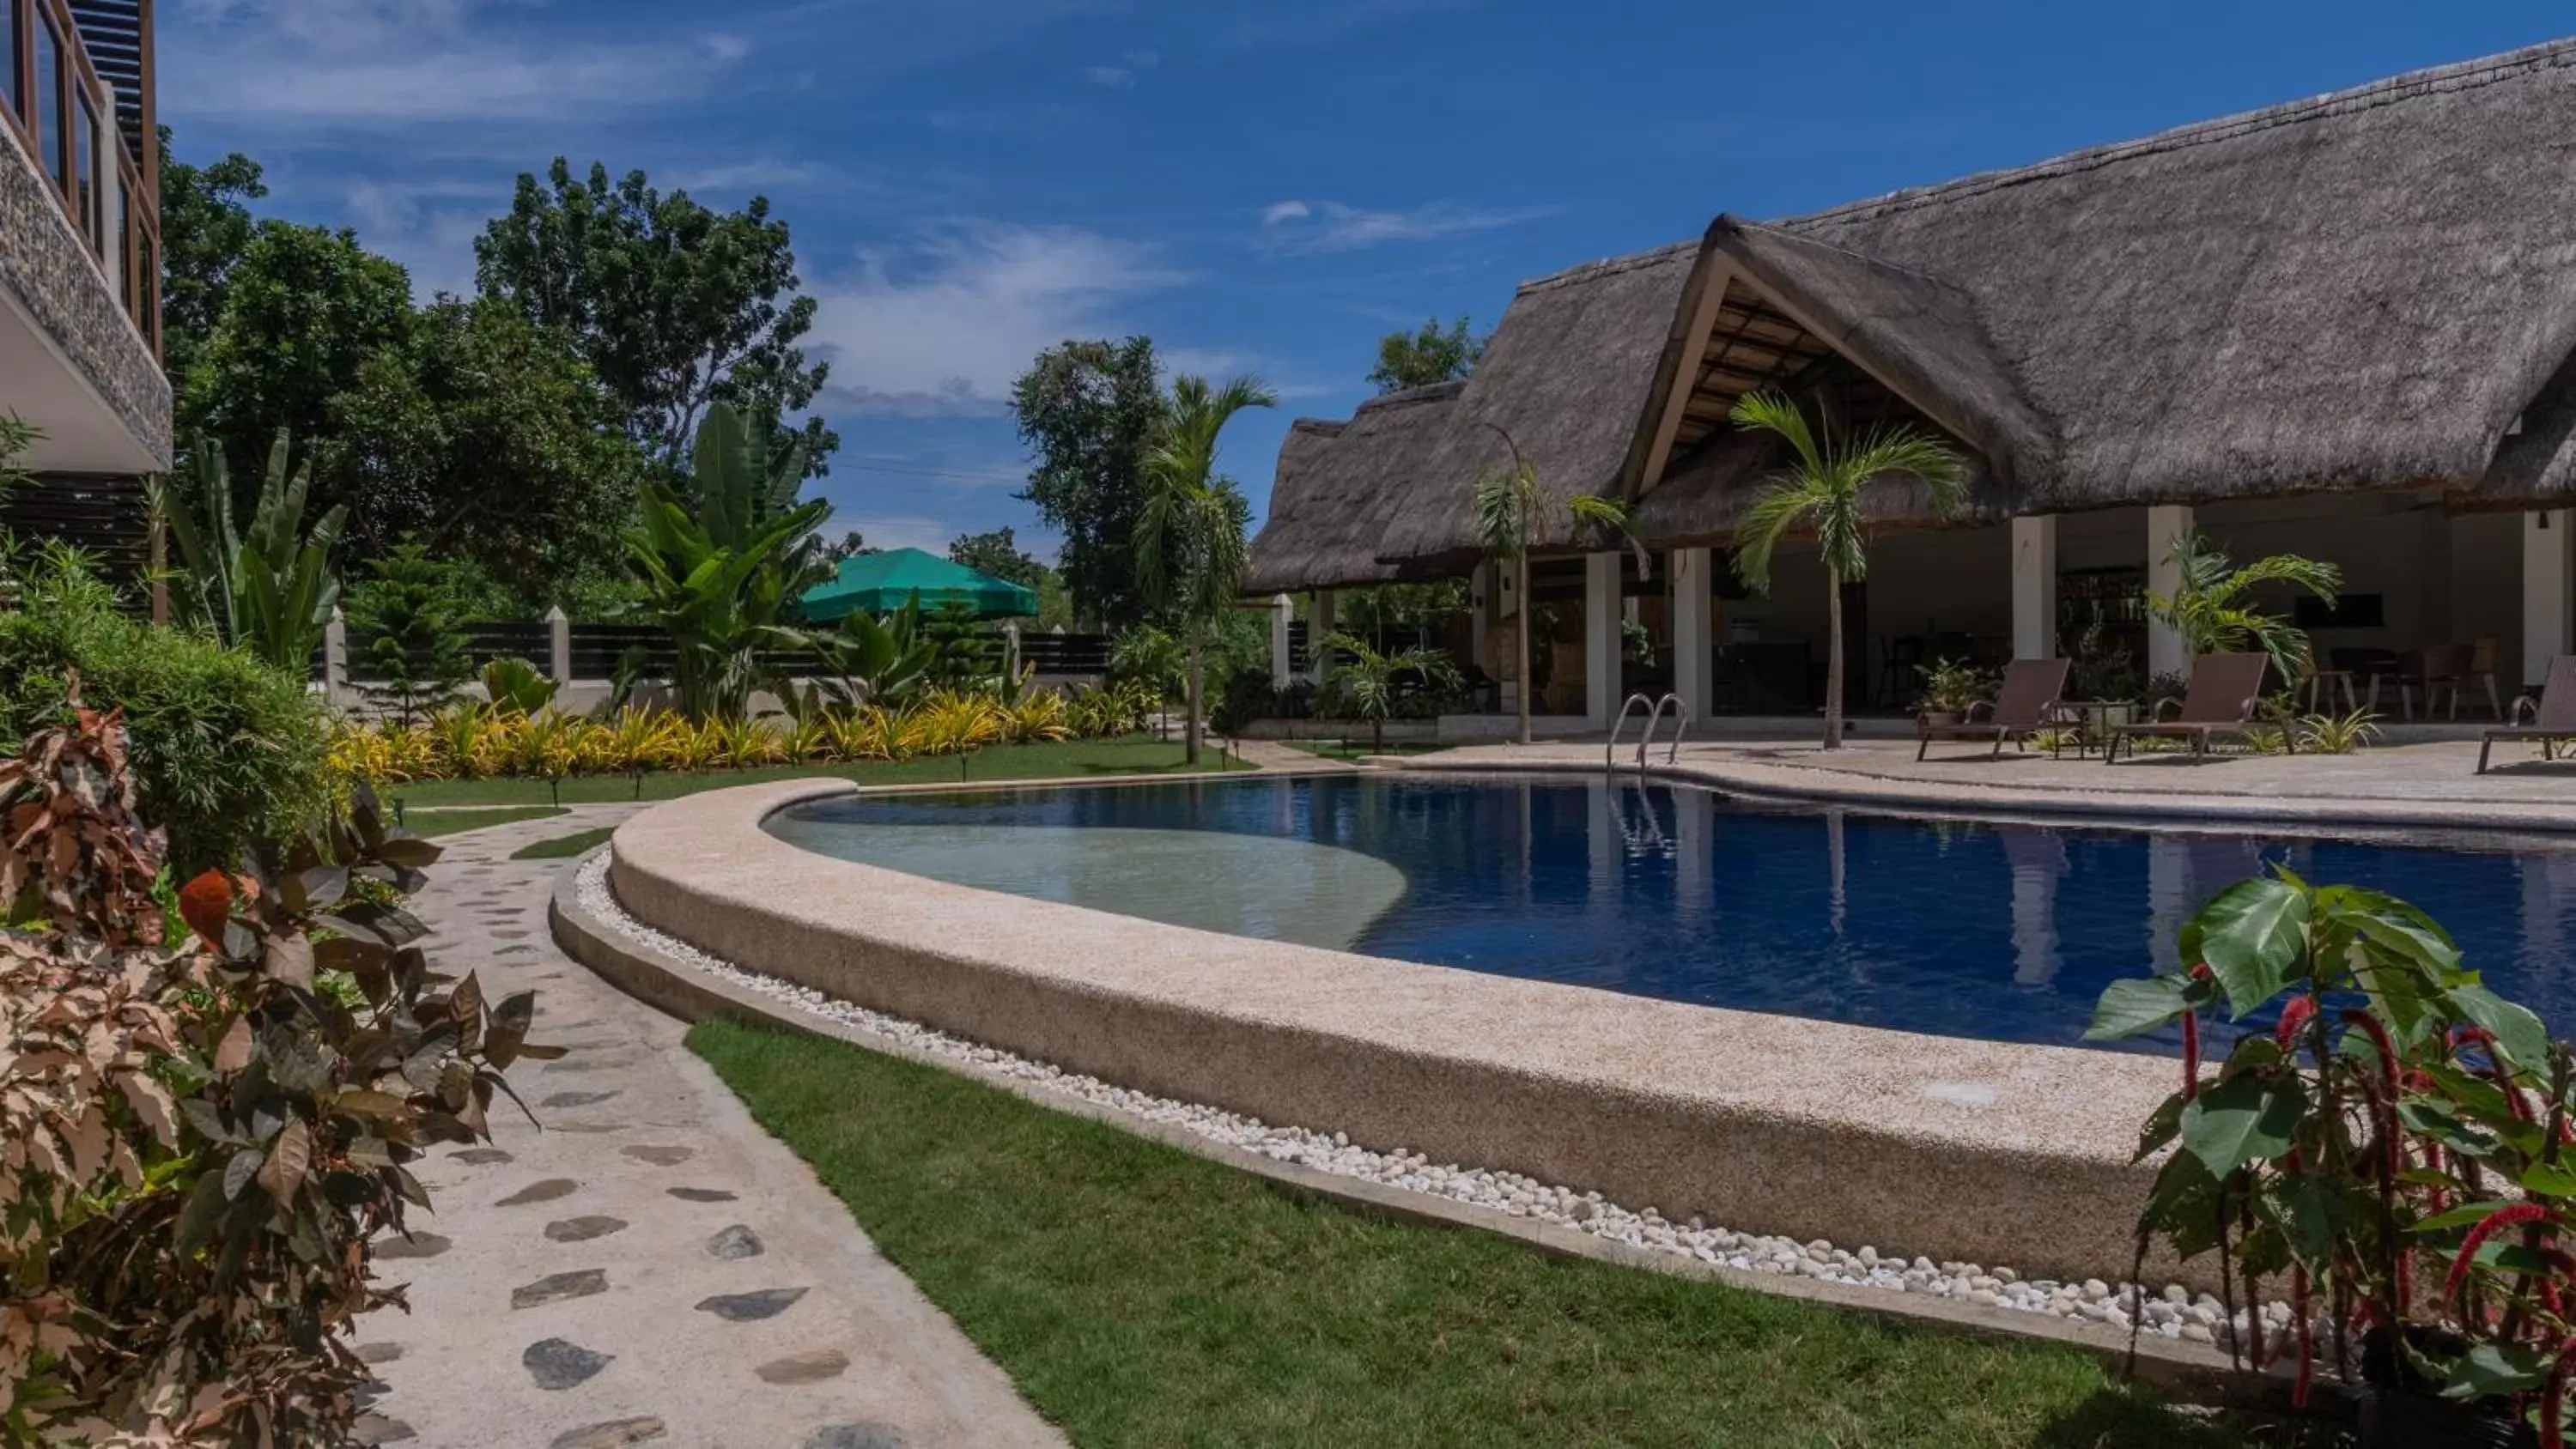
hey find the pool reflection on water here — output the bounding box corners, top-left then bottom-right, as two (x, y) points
(763, 773), (2576, 1055)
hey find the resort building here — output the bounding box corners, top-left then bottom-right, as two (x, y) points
(1248, 39), (2576, 731)
(0, 0), (164, 581)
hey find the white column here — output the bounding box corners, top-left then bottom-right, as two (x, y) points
(1308, 589), (1336, 688)
(2524, 510), (2573, 692)
(1585, 552), (1621, 728)
(2010, 515), (2059, 659)
(1672, 546), (1712, 719)
(545, 604), (573, 688)
(1003, 621), (1022, 682)
(1270, 594), (1293, 689)
(322, 606), (349, 707)
(2146, 505), (2195, 679)
(1468, 563), (1492, 671)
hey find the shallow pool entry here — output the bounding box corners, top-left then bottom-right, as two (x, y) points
(767, 774), (2576, 1053)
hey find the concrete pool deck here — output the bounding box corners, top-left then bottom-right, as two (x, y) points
(603, 777), (2196, 1289)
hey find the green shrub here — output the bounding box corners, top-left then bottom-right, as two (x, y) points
(0, 545), (331, 872)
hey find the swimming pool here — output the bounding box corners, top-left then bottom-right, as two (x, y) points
(763, 773), (2576, 1053)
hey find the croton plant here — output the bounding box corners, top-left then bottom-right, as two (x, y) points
(0, 684), (554, 1445)
(2092, 865), (2575, 1440)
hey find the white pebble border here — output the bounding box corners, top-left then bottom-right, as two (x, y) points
(575, 852), (2313, 1365)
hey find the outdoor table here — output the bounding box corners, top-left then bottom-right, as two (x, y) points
(2048, 700), (2134, 759)
(2304, 670), (2360, 714)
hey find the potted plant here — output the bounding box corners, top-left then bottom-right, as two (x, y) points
(1913, 657), (1989, 726)
(2088, 870), (2555, 1446)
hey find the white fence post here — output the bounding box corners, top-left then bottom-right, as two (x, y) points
(546, 605), (573, 689)
(322, 606), (349, 708)
(1004, 621), (1022, 681)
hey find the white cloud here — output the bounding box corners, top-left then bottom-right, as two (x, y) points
(666, 160), (839, 195)
(1258, 199), (1546, 253)
(164, 0), (749, 128)
(342, 179), (501, 300)
(807, 222), (1186, 419)
(1082, 49), (1158, 88)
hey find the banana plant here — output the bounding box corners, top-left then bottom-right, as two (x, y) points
(151, 431), (347, 671)
(811, 597), (936, 707)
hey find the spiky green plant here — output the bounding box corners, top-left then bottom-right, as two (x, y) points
(2147, 530), (2342, 683)
(152, 431), (348, 671)
(1728, 392), (1968, 750)
(1315, 632), (1462, 754)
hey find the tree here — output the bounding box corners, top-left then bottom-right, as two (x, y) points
(346, 543), (473, 725)
(1369, 314), (1483, 392)
(156, 130), (268, 384)
(1728, 392), (1968, 750)
(1012, 337), (1165, 630)
(1133, 374), (1274, 763)
(319, 298), (648, 613)
(624, 403), (830, 718)
(822, 530), (872, 563)
(1471, 428), (1643, 746)
(153, 431), (348, 672)
(1316, 633), (1461, 753)
(474, 159), (836, 477)
(179, 221), (415, 487)
(948, 526), (1046, 590)
(2147, 531), (2342, 683)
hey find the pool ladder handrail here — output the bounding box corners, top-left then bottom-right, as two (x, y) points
(1607, 692), (1690, 770)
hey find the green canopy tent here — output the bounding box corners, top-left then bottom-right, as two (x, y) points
(799, 548), (1039, 624)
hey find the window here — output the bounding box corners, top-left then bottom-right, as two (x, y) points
(116, 182), (131, 311)
(33, 9), (59, 193)
(0, 0), (19, 121)
(73, 89), (93, 247)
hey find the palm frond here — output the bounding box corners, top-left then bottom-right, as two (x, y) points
(1728, 391), (1826, 478)
(1732, 479), (1823, 595)
(1568, 494), (1650, 579)
(1472, 466), (1534, 559)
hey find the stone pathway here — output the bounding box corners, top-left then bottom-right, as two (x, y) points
(360, 806), (1064, 1449)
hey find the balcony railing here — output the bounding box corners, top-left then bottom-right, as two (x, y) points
(0, 0), (156, 355)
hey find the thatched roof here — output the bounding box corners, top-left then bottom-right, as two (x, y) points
(1242, 382), (1463, 594)
(1256, 38), (2576, 577)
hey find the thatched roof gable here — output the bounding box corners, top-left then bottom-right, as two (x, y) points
(1366, 245), (1698, 567)
(1243, 383), (1461, 594)
(1703, 216), (2057, 485)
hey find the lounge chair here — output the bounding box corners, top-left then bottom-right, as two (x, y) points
(2104, 653), (2287, 763)
(2476, 656), (2576, 773)
(1917, 658), (2073, 761)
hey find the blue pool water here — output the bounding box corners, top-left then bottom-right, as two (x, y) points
(764, 773), (2576, 1053)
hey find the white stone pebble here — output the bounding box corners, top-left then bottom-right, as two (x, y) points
(576, 852), (2300, 1343)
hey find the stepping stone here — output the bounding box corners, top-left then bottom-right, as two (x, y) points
(496, 946), (535, 955)
(451, 1148), (513, 1165)
(622, 1145), (694, 1166)
(542, 1091), (620, 1109)
(512, 1270), (609, 1309)
(669, 1186), (737, 1203)
(756, 1349), (849, 1385)
(545, 1216), (629, 1243)
(355, 1342), (404, 1364)
(695, 1287), (807, 1322)
(524, 1337), (614, 1390)
(706, 1224), (764, 1259)
(805, 1426), (904, 1449)
(552, 1123), (627, 1135)
(550, 1420), (666, 1449)
(496, 1179), (580, 1206)
(493, 929), (531, 939)
(376, 1232), (451, 1260)
(352, 1413), (417, 1445)
(544, 1057), (640, 1073)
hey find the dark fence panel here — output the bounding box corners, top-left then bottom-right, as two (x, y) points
(1019, 632), (1111, 675)
(565, 624), (675, 680)
(9, 473), (149, 585)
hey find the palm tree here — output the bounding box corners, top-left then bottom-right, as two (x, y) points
(1134, 374), (1276, 763)
(2146, 530), (2340, 683)
(1470, 425), (1645, 745)
(1728, 392), (1968, 750)
(1316, 632), (1462, 754)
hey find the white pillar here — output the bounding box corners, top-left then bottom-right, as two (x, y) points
(1003, 621), (1022, 682)
(2010, 515), (2059, 660)
(1270, 594), (1293, 690)
(2524, 510), (2573, 692)
(1468, 563), (1492, 671)
(544, 604), (573, 688)
(322, 606), (349, 707)
(1308, 589), (1336, 688)
(1585, 552), (1622, 728)
(2146, 505), (2195, 680)
(1672, 546), (1712, 719)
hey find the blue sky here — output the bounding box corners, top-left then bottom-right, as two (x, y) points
(159, 3), (2573, 562)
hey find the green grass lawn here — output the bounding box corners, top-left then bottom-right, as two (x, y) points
(690, 1017), (2269, 1449)
(382, 736), (1257, 809)
(510, 826), (617, 861)
(402, 805), (569, 836)
(1279, 738), (1458, 762)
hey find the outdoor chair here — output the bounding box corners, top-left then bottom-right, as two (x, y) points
(2103, 653), (2286, 763)
(2476, 656), (2576, 773)
(1916, 658), (2073, 761)
(2400, 644), (2476, 720)
(2469, 636), (2506, 718)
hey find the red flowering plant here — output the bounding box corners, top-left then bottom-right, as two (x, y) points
(0, 685), (557, 1445)
(2087, 866), (2549, 1433)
